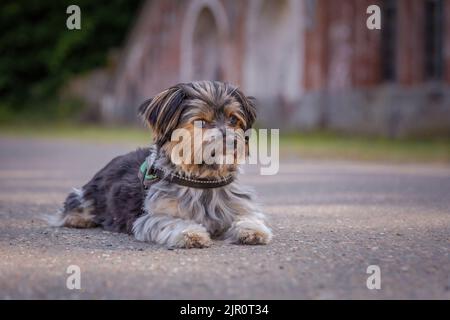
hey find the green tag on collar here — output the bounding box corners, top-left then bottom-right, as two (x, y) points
(140, 161), (157, 180)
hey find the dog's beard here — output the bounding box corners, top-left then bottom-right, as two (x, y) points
(161, 126), (246, 179)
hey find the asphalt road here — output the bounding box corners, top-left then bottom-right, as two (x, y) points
(0, 137), (449, 299)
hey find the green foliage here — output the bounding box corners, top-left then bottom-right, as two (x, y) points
(0, 0), (142, 114)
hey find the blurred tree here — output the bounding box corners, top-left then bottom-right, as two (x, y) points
(0, 0), (142, 114)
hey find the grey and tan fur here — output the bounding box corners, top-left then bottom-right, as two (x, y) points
(47, 81), (272, 248)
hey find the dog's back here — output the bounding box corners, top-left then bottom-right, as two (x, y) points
(47, 148), (150, 233)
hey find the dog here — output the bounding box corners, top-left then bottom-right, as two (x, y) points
(47, 81), (272, 248)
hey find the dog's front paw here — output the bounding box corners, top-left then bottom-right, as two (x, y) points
(237, 228), (272, 245)
(225, 219), (273, 245)
(178, 230), (212, 249)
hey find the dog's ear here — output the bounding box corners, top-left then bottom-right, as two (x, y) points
(231, 89), (257, 130)
(138, 85), (187, 146)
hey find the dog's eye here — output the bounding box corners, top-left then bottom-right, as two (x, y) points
(229, 115), (238, 126)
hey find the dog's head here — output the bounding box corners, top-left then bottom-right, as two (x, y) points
(138, 81), (256, 178)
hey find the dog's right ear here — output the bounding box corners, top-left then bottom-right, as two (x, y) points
(138, 85), (187, 146)
(138, 98), (153, 121)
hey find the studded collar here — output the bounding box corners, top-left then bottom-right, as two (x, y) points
(138, 158), (234, 189)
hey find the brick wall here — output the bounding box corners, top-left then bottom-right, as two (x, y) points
(98, 0), (450, 137)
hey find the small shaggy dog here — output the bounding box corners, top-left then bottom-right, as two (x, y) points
(48, 81), (272, 248)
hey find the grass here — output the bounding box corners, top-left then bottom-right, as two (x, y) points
(280, 132), (450, 164)
(1, 123), (449, 164)
(0, 122), (151, 145)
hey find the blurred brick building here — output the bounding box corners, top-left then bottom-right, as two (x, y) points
(98, 0), (450, 137)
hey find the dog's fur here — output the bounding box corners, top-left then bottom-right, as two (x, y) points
(47, 81), (272, 248)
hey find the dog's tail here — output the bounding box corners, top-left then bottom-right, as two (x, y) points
(43, 188), (97, 228)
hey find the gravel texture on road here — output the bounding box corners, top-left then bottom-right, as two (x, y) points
(0, 137), (449, 299)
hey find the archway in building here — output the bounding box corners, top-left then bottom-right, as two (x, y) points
(180, 0), (229, 82)
(192, 8), (222, 80)
(244, 0), (303, 101)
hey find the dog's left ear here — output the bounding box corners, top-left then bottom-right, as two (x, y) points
(231, 89), (257, 130)
(138, 85), (187, 146)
